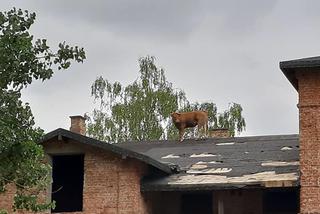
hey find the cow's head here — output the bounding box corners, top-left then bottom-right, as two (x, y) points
(171, 112), (181, 123)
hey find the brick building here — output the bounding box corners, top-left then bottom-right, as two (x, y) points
(1, 56), (319, 213)
(281, 56), (320, 214)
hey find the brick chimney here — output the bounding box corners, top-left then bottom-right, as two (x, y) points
(209, 128), (231, 138)
(280, 56), (320, 214)
(70, 115), (86, 135)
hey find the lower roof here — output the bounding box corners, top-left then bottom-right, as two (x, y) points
(42, 129), (299, 191)
(118, 135), (299, 191)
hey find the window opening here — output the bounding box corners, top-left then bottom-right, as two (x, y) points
(181, 192), (213, 214)
(51, 154), (84, 212)
(263, 188), (299, 214)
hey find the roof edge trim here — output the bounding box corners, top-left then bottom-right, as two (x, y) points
(41, 128), (180, 174)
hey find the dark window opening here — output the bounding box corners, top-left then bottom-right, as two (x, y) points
(51, 155), (84, 213)
(263, 188), (299, 214)
(181, 193), (213, 214)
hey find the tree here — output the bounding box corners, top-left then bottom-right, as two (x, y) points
(88, 56), (187, 142)
(0, 8), (85, 213)
(172, 102), (246, 139)
(88, 56), (245, 143)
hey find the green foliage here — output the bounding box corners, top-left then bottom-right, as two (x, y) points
(88, 56), (245, 143)
(0, 8), (85, 213)
(177, 102), (246, 138)
(216, 103), (246, 136)
(0, 210), (7, 214)
(88, 56), (188, 142)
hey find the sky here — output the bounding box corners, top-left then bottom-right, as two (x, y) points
(2, 0), (320, 136)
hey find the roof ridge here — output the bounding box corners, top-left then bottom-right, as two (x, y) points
(116, 134), (299, 145)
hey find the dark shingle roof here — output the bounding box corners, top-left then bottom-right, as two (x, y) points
(118, 135), (299, 191)
(42, 128), (179, 174)
(280, 56), (320, 90)
(43, 129), (299, 191)
(280, 56), (320, 69)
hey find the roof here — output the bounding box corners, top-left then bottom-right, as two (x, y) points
(118, 135), (299, 191)
(280, 56), (320, 90)
(42, 129), (299, 191)
(42, 128), (179, 174)
(280, 56), (320, 69)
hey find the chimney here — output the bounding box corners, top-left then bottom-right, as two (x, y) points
(280, 56), (320, 214)
(209, 128), (230, 138)
(70, 115), (86, 135)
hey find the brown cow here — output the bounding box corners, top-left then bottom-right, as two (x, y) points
(171, 111), (208, 142)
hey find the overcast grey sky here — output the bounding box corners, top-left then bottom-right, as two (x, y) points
(3, 0), (320, 136)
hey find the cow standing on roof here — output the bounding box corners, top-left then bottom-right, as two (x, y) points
(171, 111), (208, 142)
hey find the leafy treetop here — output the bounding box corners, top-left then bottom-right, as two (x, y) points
(0, 8), (85, 213)
(88, 56), (245, 143)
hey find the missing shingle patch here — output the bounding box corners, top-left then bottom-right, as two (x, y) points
(261, 161), (299, 167)
(194, 161), (221, 165)
(196, 161), (208, 164)
(209, 161), (221, 164)
(161, 154), (180, 159)
(187, 168), (232, 174)
(216, 142), (235, 146)
(168, 171), (298, 185)
(205, 168), (232, 174)
(281, 146), (293, 151)
(190, 153), (216, 158)
(190, 164), (208, 170)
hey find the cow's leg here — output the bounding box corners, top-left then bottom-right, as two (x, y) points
(198, 121), (208, 139)
(179, 128), (185, 142)
(196, 125), (200, 139)
(204, 122), (208, 138)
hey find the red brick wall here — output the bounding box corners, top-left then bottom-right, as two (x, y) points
(82, 144), (148, 214)
(0, 185), (50, 214)
(209, 129), (230, 138)
(297, 71), (320, 213)
(0, 184), (15, 212)
(70, 116), (86, 135)
(0, 139), (149, 214)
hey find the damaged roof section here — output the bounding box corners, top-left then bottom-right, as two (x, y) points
(118, 135), (299, 191)
(43, 129), (299, 191)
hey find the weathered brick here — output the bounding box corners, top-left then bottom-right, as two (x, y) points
(0, 139), (148, 214)
(297, 71), (320, 213)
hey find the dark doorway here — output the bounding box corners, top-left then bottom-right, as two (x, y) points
(51, 154), (84, 213)
(181, 193), (213, 214)
(263, 188), (299, 214)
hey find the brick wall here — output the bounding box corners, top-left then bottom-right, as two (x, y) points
(70, 116), (86, 135)
(84, 146), (148, 214)
(0, 184), (50, 214)
(209, 129), (230, 138)
(0, 139), (149, 214)
(297, 71), (320, 213)
(0, 184), (15, 212)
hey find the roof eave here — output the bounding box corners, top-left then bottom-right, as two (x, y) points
(280, 58), (320, 91)
(41, 128), (180, 174)
(141, 181), (300, 192)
